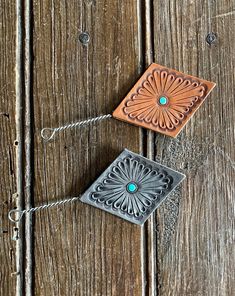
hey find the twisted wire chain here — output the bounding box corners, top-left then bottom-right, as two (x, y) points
(8, 196), (81, 223)
(41, 114), (112, 141)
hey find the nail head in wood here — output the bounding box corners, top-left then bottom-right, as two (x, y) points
(206, 32), (217, 45)
(79, 32), (90, 45)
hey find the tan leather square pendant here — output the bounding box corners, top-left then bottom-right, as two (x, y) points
(113, 63), (216, 137)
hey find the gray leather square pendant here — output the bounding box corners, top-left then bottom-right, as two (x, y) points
(80, 149), (185, 225)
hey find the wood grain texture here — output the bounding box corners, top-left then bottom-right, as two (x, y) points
(32, 0), (143, 295)
(0, 1), (17, 295)
(3, 0), (235, 295)
(153, 0), (235, 295)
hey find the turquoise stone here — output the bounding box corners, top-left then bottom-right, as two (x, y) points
(127, 182), (138, 193)
(159, 96), (168, 105)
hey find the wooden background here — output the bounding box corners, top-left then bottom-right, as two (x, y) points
(1, 0), (234, 295)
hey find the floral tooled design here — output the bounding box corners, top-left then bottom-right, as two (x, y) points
(123, 69), (206, 130)
(90, 156), (171, 219)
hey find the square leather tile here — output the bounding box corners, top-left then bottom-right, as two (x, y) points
(113, 63), (216, 137)
(80, 149), (185, 225)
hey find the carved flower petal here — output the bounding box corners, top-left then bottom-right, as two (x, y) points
(130, 94), (155, 102)
(126, 104), (155, 119)
(152, 108), (160, 126)
(125, 99), (154, 109)
(140, 170), (159, 183)
(135, 163), (148, 182)
(142, 80), (156, 96)
(96, 183), (124, 193)
(112, 165), (130, 182)
(173, 100), (195, 110)
(137, 167), (152, 183)
(168, 79), (191, 95)
(124, 100), (155, 114)
(97, 182), (124, 191)
(91, 188), (124, 203)
(142, 183), (169, 192)
(131, 197), (144, 217)
(172, 97), (196, 107)
(137, 106), (156, 121)
(103, 178), (123, 186)
(117, 160), (130, 180)
(127, 197), (136, 216)
(162, 110), (175, 130)
(165, 109), (180, 126)
(172, 85), (205, 99)
(147, 74), (159, 95)
(137, 87), (154, 97)
(122, 157), (132, 178)
(134, 195), (148, 213)
(141, 171), (169, 188)
(120, 194), (131, 213)
(108, 171), (127, 184)
(160, 71), (168, 92)
(126, 98), (153, 106)
(138, 192), (159, 202)
(170, 104), (190, 115)
(153, 70), (162, 94)
(159, 110), (166, 129)
(136, 193), (152, 207)
(164, 73), (176, 93)
(144, 107), (157, 123)
(105, 191), (126, 207)
(166, 76), (184, 95)
(113, 192), (126, 210)
(128, 159), (139, 181)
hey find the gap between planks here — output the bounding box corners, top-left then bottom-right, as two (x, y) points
(15, 0), (34, 295)
(15, 0), (24, 295)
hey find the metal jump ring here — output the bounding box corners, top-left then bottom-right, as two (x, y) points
(41, 128), (56, 141)
(8, 209), (25, 223)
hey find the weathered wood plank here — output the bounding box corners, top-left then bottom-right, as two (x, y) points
(0, 1), (17, 295)
(153, 0), (235, 295)
(5, 0), (234, 294)
(32, 0), (143, 295)
(143, 1), (157, 295)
